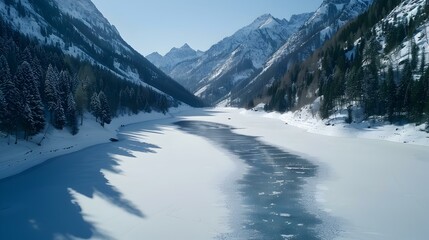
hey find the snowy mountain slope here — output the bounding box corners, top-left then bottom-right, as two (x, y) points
(0, 0), (202, 107)
(193, 13), (313, 105)
(375, 0), (429, 71)
(229, 0), (374, 106)
(147, 13), (312, 105)
(265, 0), (374, 70)
(248, 0), (429, 128)
(53, 0), (133, 55)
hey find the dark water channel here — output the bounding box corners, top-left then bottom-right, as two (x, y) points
(175, 121), (322, 240)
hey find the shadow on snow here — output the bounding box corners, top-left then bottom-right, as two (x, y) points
(0, 129), (162, 239)
(0, 109), (222, 239)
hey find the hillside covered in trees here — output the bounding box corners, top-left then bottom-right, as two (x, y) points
(251, 0), (429, 128)
(0, 16), (176, 144)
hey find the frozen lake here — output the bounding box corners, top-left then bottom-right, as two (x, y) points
(176, 121), (322, 239)
(1, 108), (429, 239)
(0, 119), (324, 239)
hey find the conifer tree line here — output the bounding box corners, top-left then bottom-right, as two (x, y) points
(257, 0), (429, 127)
(0, 17), (174, 144)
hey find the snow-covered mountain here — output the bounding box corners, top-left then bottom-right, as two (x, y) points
(375, 0), (429, 70)
(247, 0), (429, 125)
(147, 13), (312, 105)
(146, 43), (203, 74)
(229, 0), (374, 106)
(0, 0), (202, 107)
(265, 0), (374, 69)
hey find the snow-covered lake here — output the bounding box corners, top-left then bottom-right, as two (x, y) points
(1, 108), (429, 239)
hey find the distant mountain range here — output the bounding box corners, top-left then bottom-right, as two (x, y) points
(232, 0), (374, 106)
(146, 44), (204, 75)
(147, 13), (313, 105)
(147, 0), (374, 106)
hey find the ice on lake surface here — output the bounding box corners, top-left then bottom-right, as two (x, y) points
(0, 118), (330, 240)
(176, 121), (324, 240)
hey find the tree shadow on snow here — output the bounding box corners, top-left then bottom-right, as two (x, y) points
(0, 129), (163, 240)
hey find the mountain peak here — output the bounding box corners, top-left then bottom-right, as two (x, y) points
(169, 43), (195, 53)
(257, 13), (274, 21)
(147, 43), (200, 72)
(250, 14), (279, 29)
(181, 43), (192, 50)
(147, 51), (162, 56)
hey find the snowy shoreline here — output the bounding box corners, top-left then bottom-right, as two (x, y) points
(247, 105), (429, 147)
(0, 106), (192, 180)
(2, 106), (428, 181)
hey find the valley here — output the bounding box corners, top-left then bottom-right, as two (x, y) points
(1, 0), (429, 239)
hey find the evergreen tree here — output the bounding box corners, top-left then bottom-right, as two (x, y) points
(386, 66), (397, 122)
(32, 56), (43, 89)
(345, 66), (363, 102)
(0, 56), (20, 143)
(398, 61), (413, 118)
(58, 70), (72, 110)
(15, 61), (45, 137)
(53, 98), (66, 129)
(74, 81), (87, 125)
(362, 38), (381, 117)
(90, 92), (101, 122)
(66, 93), (78, 135)
(0, 55), (10, 90)
(411, 40), (419, 70)
(19, 47), (33, 65)
(44, 64), (59, 122)
(411, 76), (426, 122)
(98, 91), (111, 127)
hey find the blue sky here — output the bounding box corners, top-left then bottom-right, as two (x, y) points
(91, 0), (322, 56)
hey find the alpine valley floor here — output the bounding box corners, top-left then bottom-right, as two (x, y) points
(1, 108), (429, 239)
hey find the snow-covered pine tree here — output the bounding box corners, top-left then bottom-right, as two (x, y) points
(66, 92), (78, 135)
(54, 98), (66, 129)
(31, 56), (43, 90)
(19, 47), (33, 66)
(0, 56), (20, 143)
(15, 61), (45, 137)
(58, 70), (72, 112)
(362, 37), (381, 117)
(98, 91), (111, 127)
(74, 80), (87, 125)
(44, 64), (59, 122)
(90, 92), (101, 122)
